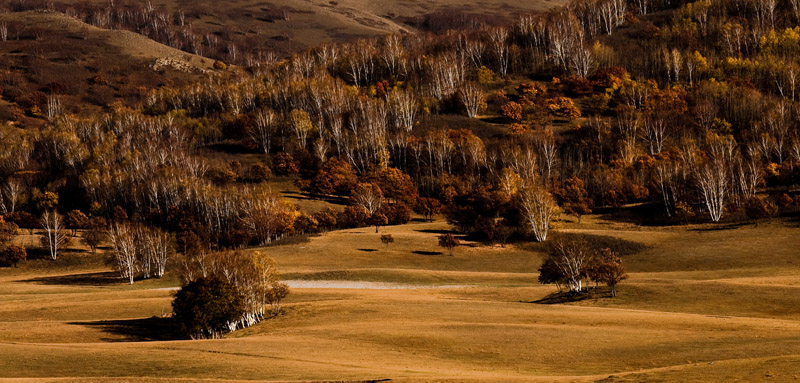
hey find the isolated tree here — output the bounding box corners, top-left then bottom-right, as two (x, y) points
(172, 276), (245, 339)
(548, 239), (591, 293)
(380, 234), (394, 249)
(586, 248), (627, 297)
(40, 210), (69, 260)
(518, 185), (559, 242)
(438, 233), (460, 256)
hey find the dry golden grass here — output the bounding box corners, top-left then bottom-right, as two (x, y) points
(1, 216), (800, 382)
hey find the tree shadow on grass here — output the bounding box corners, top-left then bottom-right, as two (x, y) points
(415, 229), (454, 235)
(358, 248), (378, 252)
(689, 222), (748, 232)
(528, 288), (611, 304)
(69, 317), (178, 342)
(23, 271), (123, 286)
(412, 250), (443, 256)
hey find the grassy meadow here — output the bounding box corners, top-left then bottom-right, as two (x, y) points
(1, 214), (799, 382)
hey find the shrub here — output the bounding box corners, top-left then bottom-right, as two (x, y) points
(272, 152), (300, 176)
(249, 163), (272, 182)
(546, 97), (581, 118)
(172, 277), (245, 339)
(338, 205), (369, 228)
(213, 61), (228, 70)
(1, 245), (26, 267)
(500, 101), (523, 121)
(380, 202), (412, 225)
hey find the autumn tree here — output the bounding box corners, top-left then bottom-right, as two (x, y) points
(309, 157), (358, 196)
(40, 210), (69, 260)
(289, 109), (314, 149)
(547, 238), (591, 293)
(586, 248), (627, 297)
(458, 82), (486, 118)
(66, 210), (88, 237)
(368, 212), (388, 233)
(370, 167), (417, 204)
(501, 101), (523, 121)
(416, 197), (443, 222)
(1, 245), (26, 267)
(697, 158), (729, 222)
(555, 177), (593, 223)
(538, 257), (565, 292)
(172, 276), (245, 339)
(249, 109), (278, 155)
(380, 234), (394, 249)
(518, 185), (559, 242)
(81, 217), (106, 254)
(108, 223), (137, 284)
(438, 233), (460, 256)
(0, 216), (17, 244)
(351, 183), (384, 215)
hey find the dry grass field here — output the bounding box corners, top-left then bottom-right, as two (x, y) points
(1, 215), (799, 382)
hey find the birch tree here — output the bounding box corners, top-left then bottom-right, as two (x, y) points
(550, 239), (591, 293)
(40, 211), (69, 260)
(697, 159), (729, 222)
(518, 185), (559, 242)
(458, 82), (485, 118)
(109, 223), (137, 284)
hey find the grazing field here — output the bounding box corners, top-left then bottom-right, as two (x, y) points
(1, 216), (799, 382)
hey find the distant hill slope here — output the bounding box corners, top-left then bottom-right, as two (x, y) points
(0, 10), (218, 128)
(46, 0), (568, 54)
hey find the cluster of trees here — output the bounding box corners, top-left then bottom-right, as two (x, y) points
(1, 0), (799, 277)
(107, 222), (172, 284)
(172, 250), (289, 339)
(538, 239), (628, 297)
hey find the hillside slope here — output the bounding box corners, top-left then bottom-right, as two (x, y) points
(0, 10), (217, 127)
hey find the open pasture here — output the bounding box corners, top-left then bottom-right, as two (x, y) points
(1, 216), (799, 382)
